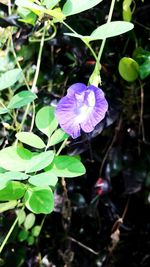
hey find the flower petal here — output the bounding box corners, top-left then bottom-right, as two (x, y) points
(67, 83), (87, 96)
(56, 83), (108, 138)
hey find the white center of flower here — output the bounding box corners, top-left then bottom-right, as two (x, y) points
(74, 90), (95, 123)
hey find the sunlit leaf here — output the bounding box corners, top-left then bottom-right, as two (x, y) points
(25, 150), (54, 173)
(24, 213), (35, 230)
(0, 69), (22, 91)
(0, 200), (17, 213)
(119, 57), (139, 82)
(48, 128), (69, 147)
(0, 146), (32, 171)
(8, 90), (37, 109)
(62, 0), (103, 16)
(24, 186), (54, 214)
(90, 21), (134, 40)
(29, 171), (58, 187)
(0, 181), (26, 201)
(16, 132), (45, 149)
(35, 106), (58, 137)
(46, 155), (86, 177)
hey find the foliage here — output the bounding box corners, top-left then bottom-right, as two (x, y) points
(0, 0), (150, 266)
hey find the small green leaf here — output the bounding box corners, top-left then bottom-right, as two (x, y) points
(90, 21), (134, 40)
(27, 235), (35, 245)
(31, 225), (41, 237)
(46, 155), (86, 177)
(17, 209), (26, 225)
(16, 132), (45, 149)
(0, 146), (32, 171)
(18, 229), (29, 242)
(25, 150), (54, 173)
(24, 186), (54, 214)
(0, 181), (26, 201)
(62, 0), (102, 16)
(119, 57), (139, 82)
(0, 69), (22, 91)
(8, 90), (37, 109)
(139, 59), (150, 80)
(0, 200), (17, 213)
(35, 106), (58, 137)
(48, 129), (69, 146)
(29, 171), (58, 187)
(24, 213), (36, 230)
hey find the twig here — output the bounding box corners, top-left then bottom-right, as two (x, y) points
(68, 237), (99, 255)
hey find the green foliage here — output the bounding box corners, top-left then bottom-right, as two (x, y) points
(24, 186), (54, 214)
(29, 171), (58, 187)
(0, 181), (26, 201)
(25, 150), (54, 173)
(123, 0), (133, 22)
(48, 128), (69, 146)
(35, 106), (58, 137)
(24, 213), (36, 230)
(0, 69), (22, 91)
(16, 132), (45, 149)
(0, 146), (32, 172)
(133, 48), (150, 79)
(62, 0), (103, 16)
(43, 0), (60, 9)
(8, 91), (37, 109)
(118, 57), (139, 82)
(46, 155), (86, 177)
(65, 21), (134, 41)
(0, 200), (17, 213)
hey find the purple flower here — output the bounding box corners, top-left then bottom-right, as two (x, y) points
(55, 83), (108, 139)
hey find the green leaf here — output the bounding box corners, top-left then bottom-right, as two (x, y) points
(16, 132), (45, 149)
(65, 21), (134, 41)
(0, 107), (8, 115)
(0, 200), (17, 213)
(0, 171), (28, 181)
(35, 106), (58, 137)
(17, 209), (26, 225)
(62, 0), (102, 16)
(48, 129), (69, 147)
(15, 0), (65, 20)
(18, 7), (37, 25)
(29, 171), (58, 187)
(90, 21), (134, 40)
(8, 90), (37, 109)
(27, 235), (35, 245)
(24, 186), (54, 214)
(139, 59), (150, 80)
(31, 225), (41, 237)
(0, 146), (32, 171)
(24, 213), (35, 230)
(0, 69), (22, 91)
(119, 57), (139, 82)
(46, 155), (86, 177)
(18, 229), (29, 242)
(43, 0), (60, 9)
(0, 181), (26, 201)
(25, 150), (54, 173)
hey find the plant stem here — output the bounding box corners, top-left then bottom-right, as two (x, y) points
(56, 138), (68, 156)
(18, 25), (46, 132)
(0, 216), (18, 254)
(98, 0), (116, 62)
